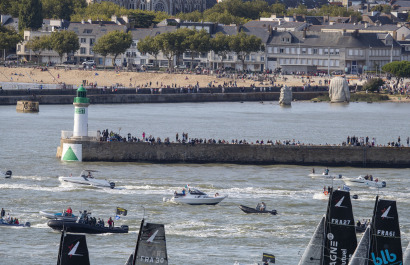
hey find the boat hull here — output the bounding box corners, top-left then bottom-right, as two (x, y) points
(47, 219), (128, 234)
(344, 177), (386, 188)
(59, 176), (115, 189)
(239, 205), (277, 215)
(0, 219), (30, 227)
(171, 195), (227, 205)
(39, 211), (77, 221)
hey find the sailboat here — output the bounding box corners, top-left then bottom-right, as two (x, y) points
(298, 189), (358, 265)
(57, 230), (90, 265)
(349, 196), (402, 265)
(125, 219), (168, 265)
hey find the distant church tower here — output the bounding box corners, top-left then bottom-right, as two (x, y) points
(73, 84), (90, 138)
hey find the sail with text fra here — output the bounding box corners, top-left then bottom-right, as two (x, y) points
(57, 230), (90, 265)
(348, 196), (403, 265)
(125, 219), (168, 265)
(298, 189), (357, 265)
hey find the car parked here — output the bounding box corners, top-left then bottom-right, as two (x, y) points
(5, 54), (17, 60)
(82, 60), (95, 66)
(63, 60), (76, 65)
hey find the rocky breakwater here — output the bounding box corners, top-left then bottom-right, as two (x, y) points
(56, 139), (410, 167)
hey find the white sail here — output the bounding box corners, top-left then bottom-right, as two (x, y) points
(404, 242), (410, 265)
(298, 216), (325, 265)
(348, 225), (371, 265)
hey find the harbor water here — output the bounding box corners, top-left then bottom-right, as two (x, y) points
(0, 101), (409, 265)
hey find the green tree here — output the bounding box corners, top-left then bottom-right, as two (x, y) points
(382, 61), (410, 86)
(50, 30), (80, 62)
(371, 4), (392, 14)
(362, 78), (384, 92)
(26, 35), (52, 64)
(270, 2), (286, 16)
(70, 1), (127, 22)
(229, 31), (263, 70)
(0, 25), (23, 60)
(176, 10), (203, 22)
(0, 0), (20, 17)
(92, 30), (132, 67)
(19, 0), (43, 31)
(186, 29), (211, 69)
(137, 35), (160, 66)
(210, 32), (231, 69)
(42, 0), (86, 20)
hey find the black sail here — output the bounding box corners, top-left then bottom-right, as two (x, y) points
(323, 190), (357, 265)
(368, 199), (402, 265)
(57, 232), (90, 265)
(135, 222), (168, 265)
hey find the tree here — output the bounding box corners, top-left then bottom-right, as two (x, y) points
(362, 78), (384, 92)
(371, 4), (391, 14)
(137, 35), (160, 66)
(50, 30), (80, 62)
(26, 35), (52, 64)
(42, 0), (86, 20)
(382, 61), (410, 87)
(155, 32), (177, 70)
(229, 31), (263, 70)
(210, 32), (231, 69)
(92, 30), (132, 67)
(186, 29), (211, 69)
(19, 0), (43, 31)
(0, 25), (23, 60)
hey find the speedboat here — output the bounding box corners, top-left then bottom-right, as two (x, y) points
(169, 186), (227, 205)
(0, 218), (30, 227)
(343, 175), (386, 188)
(308, 172), (343, 179)
(39, 210), (77, 221)
(59, 170), (115, 189)
(1, 169), (12, 178)
(239, 205), (277, 215)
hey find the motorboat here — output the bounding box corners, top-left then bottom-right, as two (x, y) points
(168, 186), (227, 205)
(47, 219), (128, 234)
(308, 172), (343, 179)
(343, 175), (386, 188)
(47, 210), (128, 234)
(239, 205), (277, 215)
(1, 169), (12, 178)
(0, 218), (30, 227)
(39, 210), (77, 221)
(59, 170), (115, 189)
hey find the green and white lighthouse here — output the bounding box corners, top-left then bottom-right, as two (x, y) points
(73, 84), (90, 137)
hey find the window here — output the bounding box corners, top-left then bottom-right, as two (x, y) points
(324, 49), (328, 55)
(291, 47), (296, 54)
(24, 36), (28, 41)
(279, 48), (284, 54)
(81, 38), (86, 44)
(330, 49), (334, 55)
(273, 47), (278, 53)
(90, 38), (95, 45)
(335, 49), (339, 55)
(308, 48), (312, 55)
(302, 48), (306, 54)
(83, 29), (92, 34)
(319, 49), (323, 55)
(268, 47), (273, 53)
(285, 48), (290, 54)
(260, 56), (264, 61)
(80, 47), (86, 54)
(348, 49), (353, 56)
(313, 48), (318, 55)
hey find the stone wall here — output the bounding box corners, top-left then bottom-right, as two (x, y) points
(0, 92), (327, 105)
(56, 139), (410, 167)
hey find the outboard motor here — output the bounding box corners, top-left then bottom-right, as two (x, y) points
(5, 170), (12, 178)
(24, 222), (31, 227)
(110, 182), (115, 189)
(352, 194), (359, 200)
(381, 181), (387, 188)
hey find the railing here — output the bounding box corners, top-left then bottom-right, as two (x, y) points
(61, 130), (99, 140)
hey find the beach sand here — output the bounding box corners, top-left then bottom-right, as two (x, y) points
(0, 66), (361, 88)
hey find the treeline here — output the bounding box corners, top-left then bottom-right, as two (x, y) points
(178, 0), (363, 25)
(137, 28), (263, 69)
(0, 0), (169, 28)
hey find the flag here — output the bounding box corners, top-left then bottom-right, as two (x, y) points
(263, 253), (275, 264)
(115, 215), (120, 220)
(116, 207), (127, 216)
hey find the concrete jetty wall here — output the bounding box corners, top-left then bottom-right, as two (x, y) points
(56, 139), (410, 167)
(0, 91), (327, 105)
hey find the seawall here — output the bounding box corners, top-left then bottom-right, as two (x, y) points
(56, 139), (410, 168)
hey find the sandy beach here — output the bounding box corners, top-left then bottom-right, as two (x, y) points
(0, 66), (363, 88)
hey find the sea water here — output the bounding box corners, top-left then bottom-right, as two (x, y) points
(0, 102), (409, 265)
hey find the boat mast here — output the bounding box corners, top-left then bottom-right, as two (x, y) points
(132, 217), (145, 265)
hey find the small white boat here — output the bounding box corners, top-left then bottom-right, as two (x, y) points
(309, 172), (343, 179)
(59, 170), (115, 189)
(343, 175), (386, 188)
(168, 186), (227, 205)
(39, 210), (77, 221)
(1, 169), (12, 178)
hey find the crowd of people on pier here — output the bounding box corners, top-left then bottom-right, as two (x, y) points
(98, 129), (410, 149)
